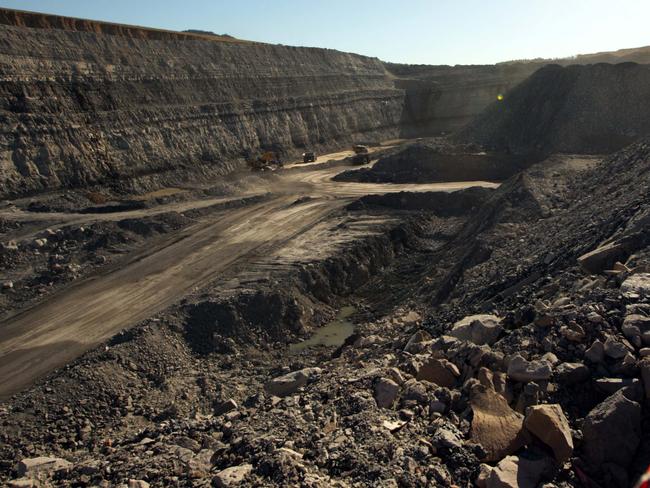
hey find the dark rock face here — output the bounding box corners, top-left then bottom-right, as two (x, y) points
(387, 45), (650, 137)
(388, 64), (537, 136)
(459, 63), (650, 155)
(0, 20), (404, 197)
(334, 142), (526, 184)
(581, 389), (641, 469)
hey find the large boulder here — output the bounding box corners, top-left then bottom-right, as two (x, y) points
(486, 455), (554, 488)
(448, 314), (503, 345)
(374, 378), (400, 409)
(470, 386), (528, 462)
(621, 273), (650, 299)
(264, 367), (321, 397)
(416, 358), (460, 388)
(582, 389), (641, 468)
(507, 355), (552, 383)
(578, 242), (628, 274)
(622, 314), (650, 347)
(213, 464), (253, 487)
(17, 457), (72, 477)
(403, 329), (432, 353)
(555, 362), (590, 385)
(641, 358), (650, 400)
(524, 404), (574, 463)
(584, 339), (605, 363)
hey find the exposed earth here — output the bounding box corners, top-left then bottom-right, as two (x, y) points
(2, 7), (650, 488)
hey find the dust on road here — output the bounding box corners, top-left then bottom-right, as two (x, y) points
(0, 146), (498, 398)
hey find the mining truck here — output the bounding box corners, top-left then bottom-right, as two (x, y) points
(248, 151), (284, 171)
(351, 145), (371, 165)
(302, 151), (316, 163)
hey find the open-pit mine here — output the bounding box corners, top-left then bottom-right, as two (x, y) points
(2, 6), (650, 488)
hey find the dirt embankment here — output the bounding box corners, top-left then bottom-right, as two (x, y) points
(458, 63), (650, 155)
(347, 186), (494, 214)
(334, 142), (526, 184)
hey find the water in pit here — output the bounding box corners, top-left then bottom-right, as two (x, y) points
(289, 306), (356, 353)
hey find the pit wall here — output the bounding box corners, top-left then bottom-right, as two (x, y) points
(389, 64), (540, 136)
(0, 18), (403, 197)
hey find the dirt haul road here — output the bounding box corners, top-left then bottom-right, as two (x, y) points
(0, 150), (498, 399)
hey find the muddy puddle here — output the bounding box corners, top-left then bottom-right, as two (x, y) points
(289, 306), (356, 353)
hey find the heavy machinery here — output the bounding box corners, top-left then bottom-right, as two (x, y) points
(351, 145), (371, 165)
(302, 151), (316, 163)
(248, 151), (284, 171)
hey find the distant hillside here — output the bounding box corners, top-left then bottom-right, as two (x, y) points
(458, 63), (650, 155)
(183, 29), (234, 39)
(385, 44), (650, 137)
(499, 45), (650, 66)
(0, 7), (243, 43)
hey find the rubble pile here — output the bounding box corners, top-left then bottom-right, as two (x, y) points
(1, 140), (650, 486)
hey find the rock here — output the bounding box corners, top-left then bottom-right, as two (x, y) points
(559, 324), (585, 342)
(213, 464), (253, 487)
(174, 436), (201, 452)
(551, 296), (572, 308)
(429, 400), (447, 414)
(622, 314), (650, 347)
(555, 362), (590, 385)
(416, 358), (460, 388)
(594, 378), (641, 396)
(448, 314), (503, 345)
(516, 382), (540, 413)
(604, 337), (630, 359)
(17, 456), (72, 477)
(8, 480), (36, 488)
(404, 329), (432, 353)
(32, 238), (47, 248)
(486, 455), (553, 488)
(507, 354), (552, 382)
(541, 352), (559, 365)
(128, 481), (150, 488)
(2, 240), (18, 251)
(585, 339), (605, 363)
(434, 426), (463, 449)
(215, 398), (238, 416)
(470, 386), (528, 462)
(264, 367), (321, 397)
(639, 359), (650, 400)
(277, 447), (303, 459)
(386, 367), (406, 385)
(524, 404), (573, 463)
(621, 273), (650, 299)
(587, 311), (605, 323)
(582, 389), (641, 468)
(354, 335), (382, 347)
(476, 463), (492, 488)
(578, 242), (628, 274)
(374, 377), (400, 408)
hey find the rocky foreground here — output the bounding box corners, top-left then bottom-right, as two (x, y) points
(0, 136), (649, 487)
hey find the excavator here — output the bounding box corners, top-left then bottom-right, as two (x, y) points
(248, 151), (284, 171)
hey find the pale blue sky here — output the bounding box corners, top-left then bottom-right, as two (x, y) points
(1, 0), (648, 65)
